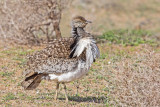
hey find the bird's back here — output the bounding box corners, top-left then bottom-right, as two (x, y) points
(23, 37), (80, 77)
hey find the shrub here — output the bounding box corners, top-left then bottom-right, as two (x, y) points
(100, 29), (155, 46)
(0, 0), (72, 45)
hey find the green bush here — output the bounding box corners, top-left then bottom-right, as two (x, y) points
(99, 29), (154, 46)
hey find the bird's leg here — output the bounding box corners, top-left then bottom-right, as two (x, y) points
(63, 83), (68, 102)
(54, 82), (59, 100)
(75, 80), (79, 96)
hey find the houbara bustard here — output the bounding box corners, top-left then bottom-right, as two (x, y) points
(21, 16), (100, 102)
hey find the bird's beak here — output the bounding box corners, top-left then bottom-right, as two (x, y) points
(86, 20), (92, 23)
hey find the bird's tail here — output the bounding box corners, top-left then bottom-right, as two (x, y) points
(21, 73), (43, 90)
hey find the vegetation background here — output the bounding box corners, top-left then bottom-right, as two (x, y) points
(0, 0), (160, 106)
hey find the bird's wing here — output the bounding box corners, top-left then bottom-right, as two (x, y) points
(23, 37), (77, 77)
(41, 58), (79, 74)
(25, 58), (79, 76)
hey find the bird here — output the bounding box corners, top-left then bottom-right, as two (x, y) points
(21, 16), (100, 102)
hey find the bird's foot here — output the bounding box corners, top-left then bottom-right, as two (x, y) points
(54, 96), (57, 101)
(65, 98), (68, 103)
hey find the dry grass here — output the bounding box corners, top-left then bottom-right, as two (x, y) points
(61, 0), (160, 36)
(0, 42), (159, 106)
(103, 45), (160, 106)
(0, 0), (160, 106)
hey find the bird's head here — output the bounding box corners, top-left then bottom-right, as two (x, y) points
(72, 16), (92, 28)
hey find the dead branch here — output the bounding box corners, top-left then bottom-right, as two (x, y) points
(0, 0), (72, 45)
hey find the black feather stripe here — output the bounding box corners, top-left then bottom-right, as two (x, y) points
(69, 38), (78, 58)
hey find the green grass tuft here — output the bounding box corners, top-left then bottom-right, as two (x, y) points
(3, 93), (17, 101)
(99, 29), (155, 46)
(0, 71), (14, 77)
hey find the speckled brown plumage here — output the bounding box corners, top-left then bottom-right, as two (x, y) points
(23, 37), (86, 77)
(21, 16), (100, 102)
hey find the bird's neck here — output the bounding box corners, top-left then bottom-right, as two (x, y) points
(71, 26), (77, 37)
(71, 25), (85, 38)
(77, 27), (85, 38)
